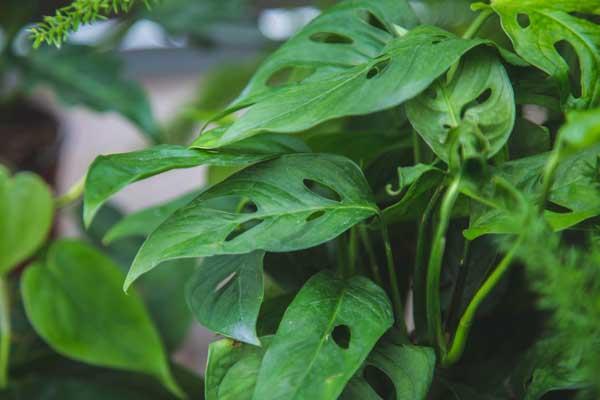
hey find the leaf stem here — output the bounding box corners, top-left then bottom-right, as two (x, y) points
(538, 149), (561, 213)
(442, 235), (522, 366)
(379, 217), (406, 335)
(358, 225), (383, 286)
(55, 175), (86, 208)
(0, 276), (11, 389)
(462, 8), (494, 40)
(426, 176), (462, 356)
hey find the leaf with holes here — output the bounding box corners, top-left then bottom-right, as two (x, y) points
(193, 25), (488, 149)
(124, 153), (378, 290)
(251, 271), (393, 400)
(406, 49), (515, 163)
(0, 166), (53, 275)
(205, 336), (273, 400)
(20, 240), (182, 397)
(487, 0), (600, 108)
(186, 251), (265, 345)
(84, 132), (309, 226)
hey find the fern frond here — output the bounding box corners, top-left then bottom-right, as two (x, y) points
(30, 0), (156, 48)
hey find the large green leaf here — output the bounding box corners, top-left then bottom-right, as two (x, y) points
(252, 271), (393, 400)
(124, 154), (378, 290)
(186, 251), (265, 345)
(83, 133), (308, 226)
(487, 0), (600, 108)
(205, 337), (272, 400)
(21, 240), (182, 397)
(193, 25), (487, 149)
(406, 49), (515, 163)
(20, 45), (160, 141)
(0, 166), (53, 275)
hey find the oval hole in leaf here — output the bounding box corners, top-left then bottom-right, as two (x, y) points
(203, 196), (256, 213)
(225, 218), (263, 242)
(476, 88), (493, 104)
(366, 58), (391, 80)
(331, 325), (351, 349)
(357, 10), (390, 34)
(266, 66), (316, 88)
(363, 365), (396, 399)
(554, 40), (582, 98)
(546, 201), (572, 214)
(517, 13), (531, 29)
(306, 210), (326, 222)
(303, 179), (342, 202)
(309, 32), (354, 44)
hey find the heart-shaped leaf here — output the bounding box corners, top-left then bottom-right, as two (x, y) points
(124, 153), (378, 290)
(193, 25), (487, 149)
(205, 336), (273, 400)
(21, 240), (182, 397)
(406, 48), (515, 163)
(252, 271), (393, 400)
(84, 132), (309, 226)
(186, 251), (265, 345)
(0, 166), (53, 275)
(487, 0), (600, 108)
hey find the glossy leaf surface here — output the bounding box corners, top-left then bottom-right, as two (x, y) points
(84, 133), (308, 226)
(21, 240), (182, 397)
(186, 251), (265, 345)
(125, 154), (378, 289)
(252, 271), (393, 400)
(406, 49), (515, 162)
(0, 166), (53, 275)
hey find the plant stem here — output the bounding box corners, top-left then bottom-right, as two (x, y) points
(348, 227), (358, 277)
(413, 185), (444, 340)
(55, 175), (86, 208)
(426, 177), (461, 357)
(358, 225), (383, 286)
(0, 276), (11, 389)
(444, 237), (471, 332)
(443, 235), (522, 366)
(538, 150), (561, 213)
(379, 217), (406, 335)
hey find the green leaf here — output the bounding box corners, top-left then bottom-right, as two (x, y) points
(406, 49), (515, 163)
(20, 45), (161, 141)
(84, 133), (308, 226)
(124, 153), (378, 290)
(252, 271), (393, 400)
(0, 166), (53, 275)
(365, 336), (436, 400)
(556, 108), (600, 155)
(21, 240), (182, 397)
(186, 251), (265, 345)
(340, 377), (381, 399)
(205, 336), (273, 400)
(103, 192), (198, 244)
(193, 25), (487, 149)
(488, 0), (600, 108)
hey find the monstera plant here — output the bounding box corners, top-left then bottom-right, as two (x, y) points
(2, 0), (600, 399)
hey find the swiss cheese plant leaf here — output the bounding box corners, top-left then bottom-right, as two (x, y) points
(193, 25), (488, 149)
(186, 251), (265, 345)
(84, 132), (308, 226)
(464, 145), (600, 239)
(0, 166), (53, 275)
(205, 336), (273, 400)
(487, 0), (600, 108)
(124, 153), (378, 290)
(103, 191), (198, 244)
(21, 240), (182, 397)
(406, 49), (515, 163)
(20, 45), (161, 141)
(251, 271), (393, 400)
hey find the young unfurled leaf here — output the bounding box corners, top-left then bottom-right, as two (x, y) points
(124, 153), (378, 289)
(21, 240), (182, 397)
(0, 166), (53, 275)
(406, 49), (515, 163)
(193, 25), (488, 149)
(186, 251), (265, 345)
(205, 336), (273, 400)
(488, 0), (600, 108)
(252, 271), (393, 400)
(84, 132), (309, 226)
